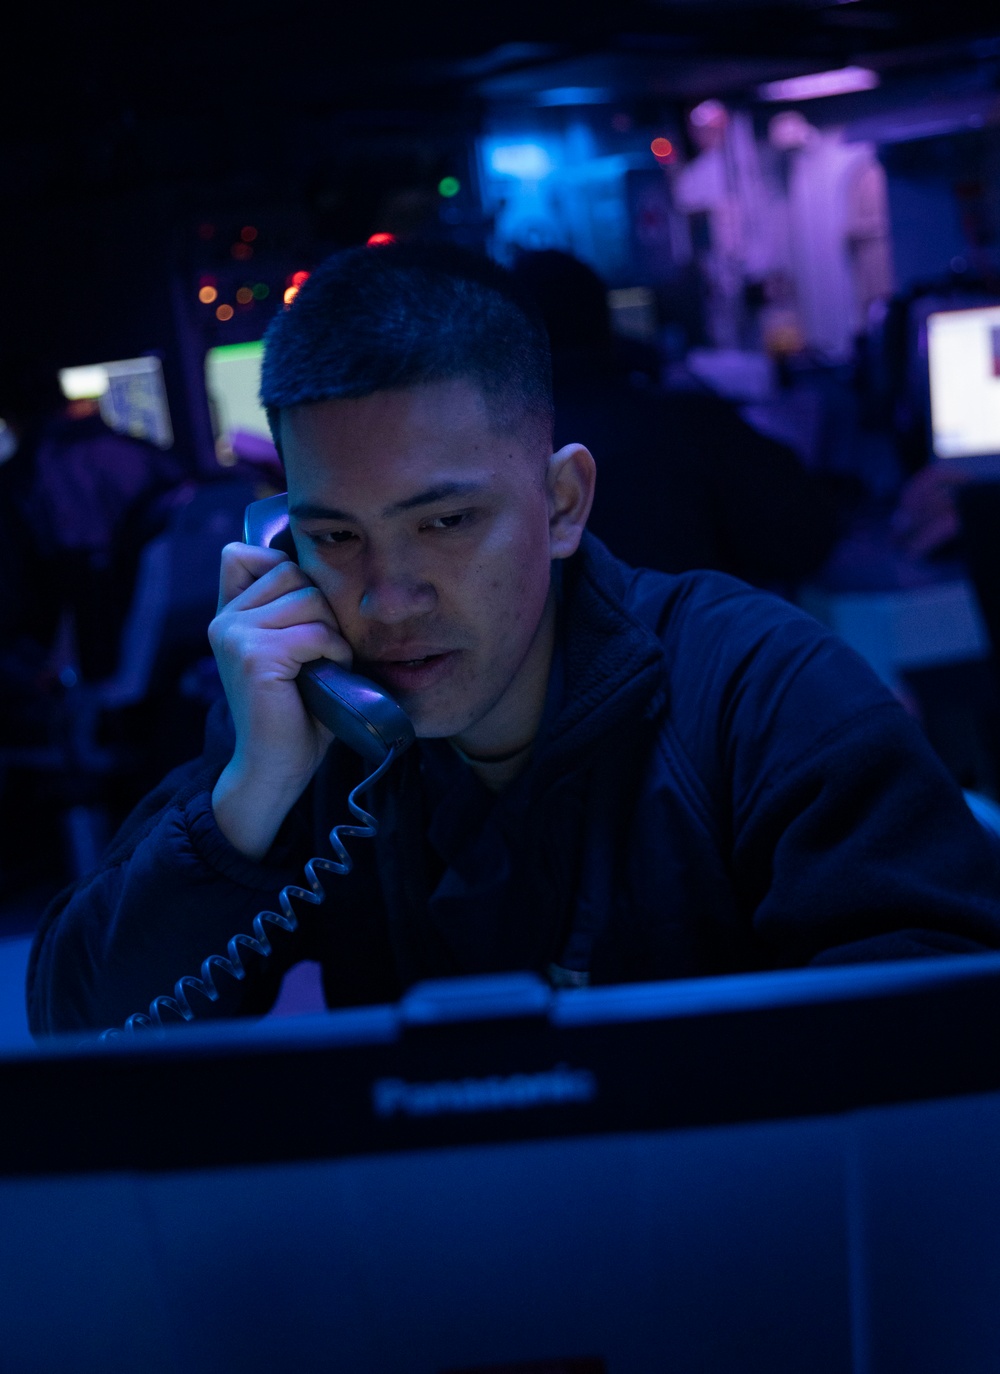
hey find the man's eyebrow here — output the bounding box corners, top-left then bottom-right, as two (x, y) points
(289, 501), (357, 522)
(290, 481), (487, 524)
(382, 480), (486, 516)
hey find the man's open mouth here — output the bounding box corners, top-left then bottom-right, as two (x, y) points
(362, 650), (458, 693)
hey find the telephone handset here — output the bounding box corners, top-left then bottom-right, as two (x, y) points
(243, 492), (415, 765)
(103, 495), (413, 1037)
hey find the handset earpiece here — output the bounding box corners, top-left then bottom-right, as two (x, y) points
(242, 491), (298, 558)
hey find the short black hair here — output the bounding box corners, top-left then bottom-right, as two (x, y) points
(260, 242), (553, 445)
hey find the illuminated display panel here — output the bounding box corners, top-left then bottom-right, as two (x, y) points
(204, 340), (275, 465)
(928, 304), (1000, 462)
(57, 355), (173, 449)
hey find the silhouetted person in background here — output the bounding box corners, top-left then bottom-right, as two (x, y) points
(511, 250), (839, 588)
(0, 356), (182, 683)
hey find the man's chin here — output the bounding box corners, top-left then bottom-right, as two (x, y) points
(410, 707), (479, 741)
(400, 692), (486, 742)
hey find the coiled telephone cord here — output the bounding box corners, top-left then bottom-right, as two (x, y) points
(102, 746), (399, 1039)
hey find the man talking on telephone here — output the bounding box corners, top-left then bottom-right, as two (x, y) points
(28, 244), (1000, 1034)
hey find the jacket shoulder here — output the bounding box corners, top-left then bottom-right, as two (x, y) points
(623, 564), (810, 643)
(619, 564), (897, 776)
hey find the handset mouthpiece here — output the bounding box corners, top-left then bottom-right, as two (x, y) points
(297, 660), (415, 765)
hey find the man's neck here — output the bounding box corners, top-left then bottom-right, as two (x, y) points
(450, 736), (537, 793)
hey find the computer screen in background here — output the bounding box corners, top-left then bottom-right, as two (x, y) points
(58, 355), (173, 450)
(204, 340), (278, 467)
(927, 304), (1000, 467)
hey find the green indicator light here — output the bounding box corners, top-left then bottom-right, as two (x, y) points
(252, 282), (270, 300)
(438, 176), (460, 198)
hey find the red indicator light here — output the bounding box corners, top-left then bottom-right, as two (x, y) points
(291, 270), (310, 287)
(650, 137), (674, 160)
(367, 232), (396, 246)
(232, 242), (253, 261)
(240, 225), (258, 242)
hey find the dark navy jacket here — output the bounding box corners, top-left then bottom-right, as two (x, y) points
(27, 535), (1000, 1035)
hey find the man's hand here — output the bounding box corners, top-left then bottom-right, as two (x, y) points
(209, 542), (351, 860)
(891, 466), (965, 559)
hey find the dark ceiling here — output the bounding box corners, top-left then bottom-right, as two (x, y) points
(6, 0), (1000, 129)
(1, 0), (998, 365)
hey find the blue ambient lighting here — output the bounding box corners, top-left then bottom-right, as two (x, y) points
(487, 143), (554, 180)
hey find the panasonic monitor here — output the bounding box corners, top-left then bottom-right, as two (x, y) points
(5, 958), (1000, 1373)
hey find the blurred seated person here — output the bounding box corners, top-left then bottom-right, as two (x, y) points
(815, 454), (975, 594)
(511, 250), (839, 589)
(0, 356), (182, 683)
(890, 464), (963, 561)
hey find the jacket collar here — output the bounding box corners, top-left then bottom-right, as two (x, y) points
(538, 532), (668, 777)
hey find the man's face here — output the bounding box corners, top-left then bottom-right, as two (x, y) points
(280, 380), (562, 741)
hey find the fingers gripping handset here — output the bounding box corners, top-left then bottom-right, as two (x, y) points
(242, 493), (414, 766)
(104, 498), (413, 1037)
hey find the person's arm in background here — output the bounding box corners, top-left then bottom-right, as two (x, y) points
(889, 463), (964, 559)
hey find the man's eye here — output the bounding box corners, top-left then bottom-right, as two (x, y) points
(311, 529), (357, 546)
(425, 512), (471, 531)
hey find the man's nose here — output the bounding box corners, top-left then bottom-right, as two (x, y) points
(358, 555), (436, 623)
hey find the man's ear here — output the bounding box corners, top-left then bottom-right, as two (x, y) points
(547, 443), (596, 560)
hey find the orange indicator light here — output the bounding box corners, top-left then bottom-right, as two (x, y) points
(216, 303), (234, 321)
(198, 285), (218, 304)
(650, 137), (674, 160)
